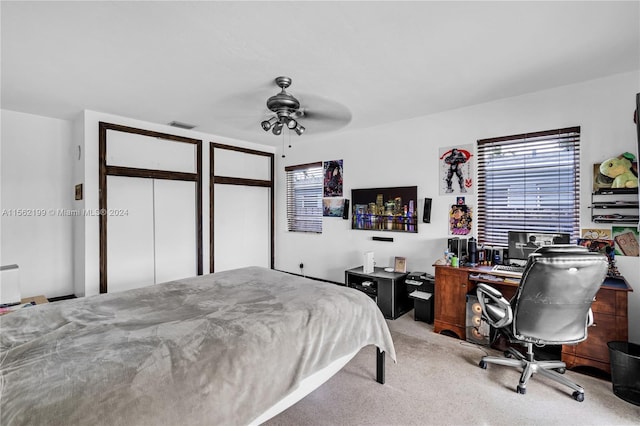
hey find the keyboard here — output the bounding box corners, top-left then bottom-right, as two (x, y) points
(491, 264), (525, 277)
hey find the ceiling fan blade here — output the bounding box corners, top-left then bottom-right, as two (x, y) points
(294, 93), (352, 133)
(211, 79), (352, 136)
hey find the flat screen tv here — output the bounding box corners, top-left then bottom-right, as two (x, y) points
(507, 230), (570, 265)
(351, 186), (418, 233)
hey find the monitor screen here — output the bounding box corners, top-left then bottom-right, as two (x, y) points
(507, 231), (571, 264)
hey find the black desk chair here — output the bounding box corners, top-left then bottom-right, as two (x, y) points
(476, 245), (608, 401)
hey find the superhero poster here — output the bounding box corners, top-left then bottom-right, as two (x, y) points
(439, 145), (474, 195)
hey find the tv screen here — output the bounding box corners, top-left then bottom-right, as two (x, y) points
(507, 231), (570, 264)
(351, 186), (418, 233)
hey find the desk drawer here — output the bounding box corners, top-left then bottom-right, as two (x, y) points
(592, 288), (615, 315)
(574, 312), (615, 364)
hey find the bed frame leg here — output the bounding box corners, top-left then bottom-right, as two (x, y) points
(376, 347), (385, 384)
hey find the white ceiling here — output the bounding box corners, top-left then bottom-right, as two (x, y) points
(2, 1), (639, 147)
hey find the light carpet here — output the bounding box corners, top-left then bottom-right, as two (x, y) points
(265, 311), (640, 425)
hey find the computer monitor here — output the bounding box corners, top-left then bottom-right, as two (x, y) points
(507, 231), (571, 265)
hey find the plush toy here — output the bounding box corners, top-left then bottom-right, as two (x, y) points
(599, 152), (638, 189)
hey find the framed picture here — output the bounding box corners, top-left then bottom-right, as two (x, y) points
(394, 256), (407, 273)
(323, 198), (345, 217)
(351, 186), (417, 233)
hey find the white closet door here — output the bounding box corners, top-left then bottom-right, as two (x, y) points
(107, 176), (155, 292)
(214, 184), (270, 272)
(154, 179), (197, 284)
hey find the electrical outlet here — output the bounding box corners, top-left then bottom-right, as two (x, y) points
(299, 263), (304, 269)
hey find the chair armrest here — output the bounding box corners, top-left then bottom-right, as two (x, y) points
(476, 283), (513, 329)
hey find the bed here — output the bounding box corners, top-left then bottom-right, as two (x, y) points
(0, 266), (396, 425)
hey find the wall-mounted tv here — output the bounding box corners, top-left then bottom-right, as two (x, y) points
(351, 186), (418, 233)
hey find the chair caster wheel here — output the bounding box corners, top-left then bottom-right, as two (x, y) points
(479, 360), (487, 369)
(572, 391), (584, 402)
(517, 385), (526, 394)
(555, 367), (566, 374)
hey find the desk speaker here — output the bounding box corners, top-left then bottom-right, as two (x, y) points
(466, 293), (489, 345)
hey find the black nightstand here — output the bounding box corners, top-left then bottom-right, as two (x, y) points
(345, 266), (411, 319)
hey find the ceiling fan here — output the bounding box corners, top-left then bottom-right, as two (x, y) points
(261, 76), (305, 136)
(259, 76), (352, 137)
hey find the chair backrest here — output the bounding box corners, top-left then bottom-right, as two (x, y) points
(511, 246), (608, 345)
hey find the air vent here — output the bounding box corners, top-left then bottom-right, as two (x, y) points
(168, 121), (197, 130)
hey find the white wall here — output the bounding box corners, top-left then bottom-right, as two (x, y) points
(275, 71), (640, 343)
(1, 109), (275, 298)
(1, 110), (74, 298)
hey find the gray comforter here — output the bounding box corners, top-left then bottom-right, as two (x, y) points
(0, 266), (395, 426)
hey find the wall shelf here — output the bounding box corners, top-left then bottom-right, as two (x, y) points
(590, 190), (639, 224)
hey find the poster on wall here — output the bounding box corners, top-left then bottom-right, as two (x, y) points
(612, 226), (639, 257)
(323, 160), (343, 197)
(323, 198), (345, 217)
(439, 145), (474, 195)
(581, 228), (612, 240)
(449, 204), (472, 235)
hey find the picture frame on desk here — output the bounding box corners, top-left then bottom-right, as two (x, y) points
(394, 256), (407, 273)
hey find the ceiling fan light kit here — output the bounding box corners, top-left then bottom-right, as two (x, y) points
(261, 76), (306, 136)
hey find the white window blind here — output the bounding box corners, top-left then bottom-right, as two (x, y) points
(477, 126), (580, 247)
(285, 162), (323, 233)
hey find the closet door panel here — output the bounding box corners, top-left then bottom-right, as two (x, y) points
(106, 130), (196, 173)
(107, 176), (155, 292)
(214, 184), (270, 272)
(213, 147), (271, 180)
(154, 179), (197, 284)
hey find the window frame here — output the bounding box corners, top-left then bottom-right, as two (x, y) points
(285, 162), (323, 233)
(476, 126), (581, 248)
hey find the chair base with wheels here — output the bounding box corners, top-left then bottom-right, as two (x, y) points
(479, 342), (585, 402)
(475, 246), (609, 403)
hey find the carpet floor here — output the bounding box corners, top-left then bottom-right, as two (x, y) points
(265, 311), (640, 425)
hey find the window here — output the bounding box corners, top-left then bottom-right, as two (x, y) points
(285, 162), (323, 233)
(477, 126), (580, 247)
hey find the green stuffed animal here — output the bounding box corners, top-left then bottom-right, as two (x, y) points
(599, 152), (638, 189)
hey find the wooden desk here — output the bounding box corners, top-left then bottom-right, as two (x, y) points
(434, 265), (632, 374)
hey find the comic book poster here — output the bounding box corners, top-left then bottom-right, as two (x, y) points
(449, 204), (472, 235)
(439, 144), (473, 195)
(577, 238), (615, 262)
(323, 160), (343, 197)
(612, 226), (640, 257)
(581, 228), (612, 240)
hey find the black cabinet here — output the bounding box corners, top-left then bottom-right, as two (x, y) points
(345, 266), (411, 319)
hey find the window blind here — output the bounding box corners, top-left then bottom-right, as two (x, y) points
(285, 162), (323, 233)
(476, 126), (580, 247)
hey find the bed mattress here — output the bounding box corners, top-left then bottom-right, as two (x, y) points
(0, 266), (395, 426)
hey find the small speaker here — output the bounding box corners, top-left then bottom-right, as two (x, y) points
(423, 198), (432, 223)
(342, 199), (350, 220)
